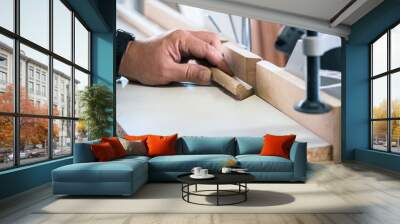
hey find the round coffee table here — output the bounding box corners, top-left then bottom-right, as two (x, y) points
(177, 173), (255, 206)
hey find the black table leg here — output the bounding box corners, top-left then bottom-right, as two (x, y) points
(179, 182), (251, 206)
(245, 183), (247, 201)
(187, 184), (190, 202)
(216, 184), (219, 206)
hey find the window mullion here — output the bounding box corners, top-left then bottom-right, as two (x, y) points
(71, 10), (76, 155)
(49, 0), (54, 160)
(13, 0), (21, 167)
(388, 30), (391, 152)
(370, 45), (373, 149)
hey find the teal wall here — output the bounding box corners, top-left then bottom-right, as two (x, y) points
(70, 0), (116, 135)
(0, 158), (72, 199)
(343, 0), (400, 171)
(92, 32), (116, 136)
(0, 0), (116, 200)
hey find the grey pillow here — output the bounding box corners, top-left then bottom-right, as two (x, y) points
(119, 138), (147, 156)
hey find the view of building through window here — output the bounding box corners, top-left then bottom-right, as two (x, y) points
(0, 0), (90, 170)
(371, 23), (400, 153)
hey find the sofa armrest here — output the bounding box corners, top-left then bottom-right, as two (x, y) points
(289, 142), (307, 181)
(73, 140), (100, 163)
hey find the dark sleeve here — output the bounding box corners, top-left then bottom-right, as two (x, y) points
(115, 30), (135, 77)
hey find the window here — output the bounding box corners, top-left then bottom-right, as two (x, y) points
(0, 54), (7, 88)
(74, 69), (89, 119)
(35, 70), (40, 81)
(0, 0), (14, 32)
(20, 0), (49, 49)
(35, 83), (40, 95)
(42, 85), (46, 97)
(0, 35), (13, 113)
(0, 116), (13, 170)
(0, 71), (7, 85)
(53, 119), (72, 158)
(28, 67), (34, 80)
(371, 23), (400, 153)
(75, 18), (90, 70)
(0, 54), (8, 91)
(0, 0), (91, 170)
(53, 0), (72, 60)
(0, 55), (7, 67)
(28, 81), (34, 94)
(19, 117), (49, 165)
(53, 59), (72, 117)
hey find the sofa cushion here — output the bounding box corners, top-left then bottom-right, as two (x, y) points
(260, 134), (296, 159)
(147, 134), (178, 157)
(73, 139), (100, 163)
(236, 137), (263, 155)
(53, 158), (147, 183)
(177, 136), (236, 155)
(91, 142), (118, 161)
(115, 155), (150, 163)
(101, 137), (127, 158)
(119, 138), (147, 156)
(149, 154), (235, 172)
(124, 135), (150, 141)
(236, 155), (293, 172)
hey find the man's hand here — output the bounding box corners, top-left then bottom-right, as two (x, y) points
(118, 30), (231, 85)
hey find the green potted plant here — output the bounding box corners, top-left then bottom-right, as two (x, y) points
(79, 84), (113, 140)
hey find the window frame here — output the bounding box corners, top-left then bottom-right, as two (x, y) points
(370, 20), (400, 154)
(0, 0), (92, 171)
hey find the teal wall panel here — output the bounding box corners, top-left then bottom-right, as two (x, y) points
(342, 44), (370, 160)
(0, 0), (116, 199)
(343, 0), (400, 171)
(66, 0), (111, 32)
(91, 0), (116, 135)
(0, 158), (72, 199)
(92, 32), (116, 136)
(355, 149), (400, 172)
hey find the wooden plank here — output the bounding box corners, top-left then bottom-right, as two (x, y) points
(210, 68), (253, 100)
(144, 0), (201, 31)
(143, 0), (230, 42)
(256, 60), (341, 162)
(117, 4), (165, 37)
(222, 42), (261, 87)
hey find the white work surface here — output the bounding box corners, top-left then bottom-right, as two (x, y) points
(117, 80), (329, 148)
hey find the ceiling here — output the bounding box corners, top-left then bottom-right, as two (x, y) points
(166, 0), (384, 37)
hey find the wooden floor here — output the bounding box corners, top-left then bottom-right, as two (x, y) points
(1, 162), (400, 224)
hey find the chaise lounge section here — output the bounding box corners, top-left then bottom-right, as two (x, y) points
(52, 136), (307, 196)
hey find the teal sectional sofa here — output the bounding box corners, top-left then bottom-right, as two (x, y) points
(52, 136), (307, 196)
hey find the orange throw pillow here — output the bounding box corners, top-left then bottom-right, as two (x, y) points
(101, 137), (126, 158)
(124, 135), (150, 141)
(146, 134), (178, 157)
(260, 134), (296, 159)
(91, 142), (117, 162)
